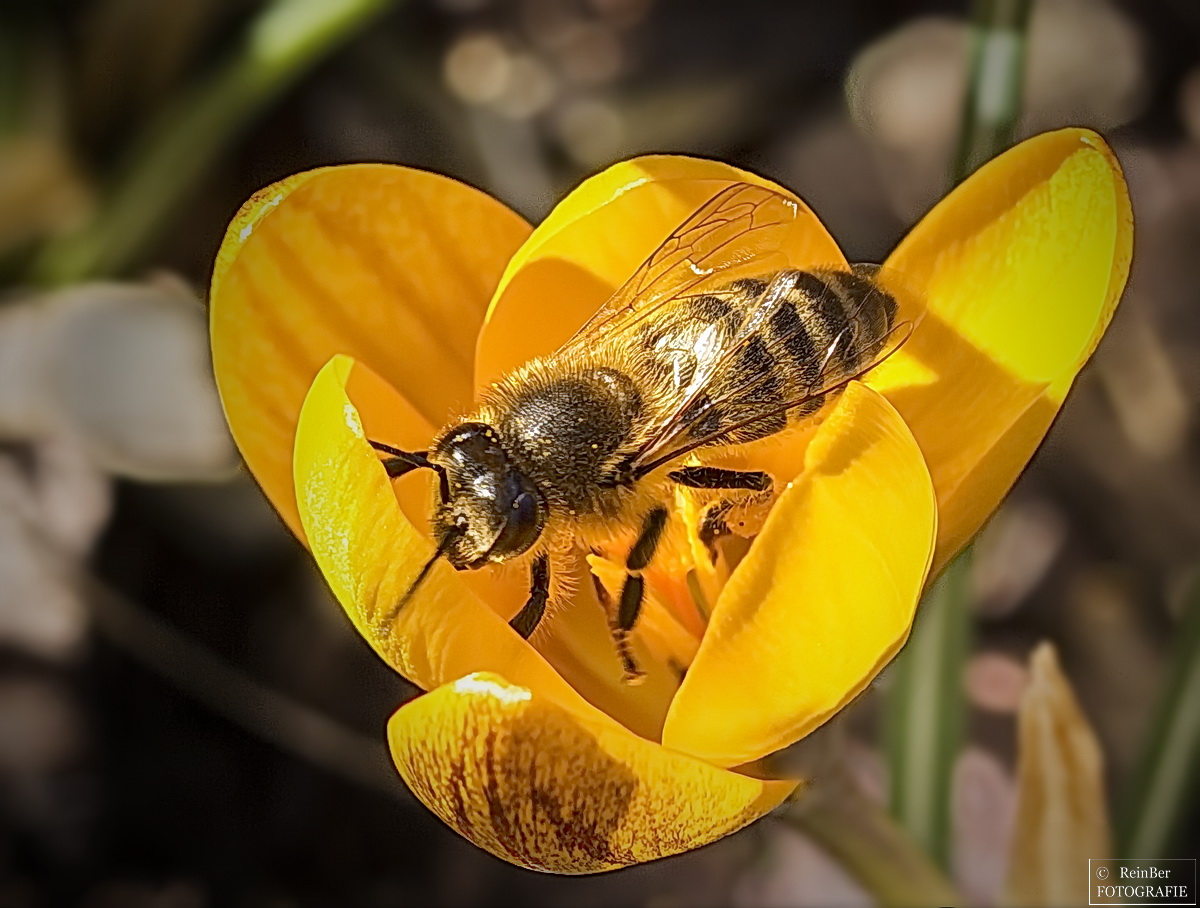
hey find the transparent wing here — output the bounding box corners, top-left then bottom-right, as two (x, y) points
(630, 270), (914, 477)
(558, 183), (805, 353)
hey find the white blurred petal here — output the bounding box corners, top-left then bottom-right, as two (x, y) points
(30, 434), (113, 555)
(847, 0), (1147, 221)
(971, 498), (1067, 619)
(954, 747), (1017, 907)
(0, 455), (93, 660)
(846, 17), (966, 154)
(0, 280), (236, 481)
(966, 651), (1031, 714)
(1094, 307), (1192, 462)
(1025, 0), (1147, 133)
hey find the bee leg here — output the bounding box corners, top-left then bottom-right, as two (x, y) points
(699, 500), (734, 562)
(611, 505), (671, 684)
(667, 466), (772, 493)
(590, 575), (641, 683)
(509, 553), (550, 639)
(671, 466), (773, 548)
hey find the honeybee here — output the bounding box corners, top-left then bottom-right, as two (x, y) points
(372, 183), (915, 682)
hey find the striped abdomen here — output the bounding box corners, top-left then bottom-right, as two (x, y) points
(636, 265), (899, 448)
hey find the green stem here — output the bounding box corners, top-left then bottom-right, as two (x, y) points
(1120, 580), (1200, 857)
(29, 0), (394, 285)
(778, 770), (964, 908)
(952, 0), (1034, 183)
(884, 549), (972, 870)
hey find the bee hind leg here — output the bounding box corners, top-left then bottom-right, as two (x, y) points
(509, 554), (549, 639)
(667, 465), (772, 493)
(670, 465), (775, 554)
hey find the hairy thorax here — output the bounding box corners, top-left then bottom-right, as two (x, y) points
(481, 363), (646, 519)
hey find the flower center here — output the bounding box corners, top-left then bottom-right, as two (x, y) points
(585, 486), (773, 683)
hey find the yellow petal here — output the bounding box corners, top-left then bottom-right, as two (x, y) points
(342, 355), (438, 532)
(211, 164), (531, 537)
(1003, 643), (1111, 908)
(294, 355), (618, 736)
(868, 129), (1133, 569)
(662, 382), (936, 766)
(475, 155), (846, 386)
(389, 671), (798, 873)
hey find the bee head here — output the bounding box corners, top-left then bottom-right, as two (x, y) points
(428, 422), (545, 569)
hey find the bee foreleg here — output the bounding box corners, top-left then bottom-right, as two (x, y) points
(509, 553), (549, 639)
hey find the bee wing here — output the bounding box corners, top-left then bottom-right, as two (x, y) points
(558, 183), (805, 352)
(630, 272), (914, 477)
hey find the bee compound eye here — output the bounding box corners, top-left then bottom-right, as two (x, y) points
(487, 490), (541, 560)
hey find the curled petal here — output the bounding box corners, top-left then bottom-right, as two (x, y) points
(211, 165), (530, 536)
(389, 671), (798, 874)
(294, 355), (615, 734)
(663, 383), (936, 767)
(475, 155), (846, 386)
(868, 128), (1133, 569)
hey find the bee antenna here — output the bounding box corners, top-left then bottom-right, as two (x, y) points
(369, 440), (441, 480)
(379, 528), (460, 631)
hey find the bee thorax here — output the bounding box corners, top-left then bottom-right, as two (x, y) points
(495, 366), (643, 513)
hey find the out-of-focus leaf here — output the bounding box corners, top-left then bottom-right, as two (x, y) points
(31, 0), (395, 284)
(77, 0), (236, 133)
(1120, 580), (1200, 858)
(954, 0), (1034, 181)
(884, 0), (1033, 871)
(781, 763), (963, 908)
(884, 551), (971, 869)
(0, 137), (92, 257)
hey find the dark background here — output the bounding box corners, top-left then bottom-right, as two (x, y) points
(1, 1), (1198, 905)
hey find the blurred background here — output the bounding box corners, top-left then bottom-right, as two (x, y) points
(1, 0), (1198, 905)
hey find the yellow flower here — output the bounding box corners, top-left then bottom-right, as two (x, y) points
(209, 128), (1131, 873)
